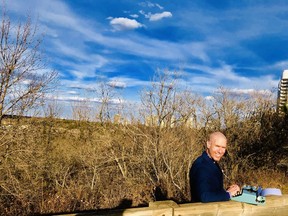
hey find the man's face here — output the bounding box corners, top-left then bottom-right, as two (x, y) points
(207, 136), (227, 162)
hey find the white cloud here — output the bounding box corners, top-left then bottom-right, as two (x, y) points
(130, 14), (139, 18)
(109, 17), (143, 31)
(149, 11), (172, 21)
(67, 91), (78, 95)
(108, 77), (151, 88)
(205, 96), (215, 101)
(226, 88), (273, 95)
(139, 10), (172, 22)
(107, 80), (126, 88)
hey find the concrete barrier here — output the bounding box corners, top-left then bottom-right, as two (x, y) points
(55, 194), (288, 216)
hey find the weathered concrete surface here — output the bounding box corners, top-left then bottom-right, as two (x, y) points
(54, 194), (288, 216)
(174, 194), (288, 216)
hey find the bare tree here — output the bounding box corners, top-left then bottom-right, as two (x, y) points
(94, 81), (123, 124)
(71, 99), (92, 122)
(0, 6), (58, 124)
(140, 70), (178, 128)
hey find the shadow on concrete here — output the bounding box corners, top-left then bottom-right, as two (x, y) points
(35, 198), (134, 216)
(33, 186), (189, 215)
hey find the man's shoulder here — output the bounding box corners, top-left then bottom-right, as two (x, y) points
(194, 151), (207, 162)
(191, 152), (205, 167)
(191, 151), (213, 170)
(190, 154), (210, 178)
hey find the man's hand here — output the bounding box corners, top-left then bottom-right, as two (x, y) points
(227, 184), (241, 197)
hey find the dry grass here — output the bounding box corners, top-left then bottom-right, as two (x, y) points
(0, 109), (287, 215)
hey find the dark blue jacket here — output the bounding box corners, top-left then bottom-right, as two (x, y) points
(189, 151), (230, 202)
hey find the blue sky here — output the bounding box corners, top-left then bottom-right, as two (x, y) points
(5, 0), (288, 118)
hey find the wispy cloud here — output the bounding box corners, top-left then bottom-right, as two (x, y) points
(180, 62), (278, 95)
(6, 0), (286, 117)
(108, 77), (151, 88)
(139, 1), (164, 10)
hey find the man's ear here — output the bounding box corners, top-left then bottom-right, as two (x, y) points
(206, 140), (211, 148)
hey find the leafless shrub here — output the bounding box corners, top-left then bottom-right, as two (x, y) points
(0, 6), (58, 125)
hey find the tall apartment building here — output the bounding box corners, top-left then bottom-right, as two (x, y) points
(277, 70), (288, 115)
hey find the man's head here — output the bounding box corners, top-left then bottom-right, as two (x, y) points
(206, 132), (227, 162)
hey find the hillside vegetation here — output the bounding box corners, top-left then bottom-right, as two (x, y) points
(0, 92), (287, 215)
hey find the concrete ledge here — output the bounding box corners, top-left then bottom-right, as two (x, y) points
(54, 194), (288, 216)
(174, 194), (288, 216)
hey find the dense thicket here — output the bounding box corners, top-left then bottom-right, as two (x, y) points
(0, 100), (287, 215)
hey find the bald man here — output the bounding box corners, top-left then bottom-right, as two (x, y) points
(189, 132), (240, 202)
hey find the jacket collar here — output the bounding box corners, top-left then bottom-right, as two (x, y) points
(203, 151), (217, 164)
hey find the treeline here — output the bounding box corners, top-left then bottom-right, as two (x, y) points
(0, 85), (287, 215)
